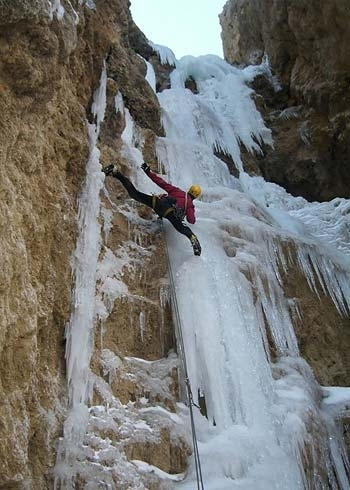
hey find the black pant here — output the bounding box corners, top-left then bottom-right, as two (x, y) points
(115, 173), (194, 240)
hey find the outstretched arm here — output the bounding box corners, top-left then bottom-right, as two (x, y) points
(148, 171), (180, 193)
(141, 163), (180, 194)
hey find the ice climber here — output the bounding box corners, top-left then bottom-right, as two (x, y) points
(102, 163), (202, 256)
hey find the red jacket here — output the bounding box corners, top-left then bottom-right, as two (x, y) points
(147, 171), (196, 224)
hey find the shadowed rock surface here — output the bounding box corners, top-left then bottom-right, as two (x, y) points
(220, 0), (350, 202)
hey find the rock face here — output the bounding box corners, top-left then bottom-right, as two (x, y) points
(0, 1), (183, 488)
(220, 0), (350, 389)
(1, 0), (349, 487)
(220, 0), (350, 201)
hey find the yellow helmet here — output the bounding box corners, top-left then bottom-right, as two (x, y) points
(188, 184), (202, 199)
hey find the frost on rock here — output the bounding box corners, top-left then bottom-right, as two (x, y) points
(85, 0), (96, 9)
(48, 0), (64, 20)
(123, 354), (180, 408)
(54, 353), (187, 489)
(100, 349), (122, 382)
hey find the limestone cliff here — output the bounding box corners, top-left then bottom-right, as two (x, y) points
(220, 0), (350, 202)
(1, 0), (349, 488)
(0, 1), (184, 488)
(220, 0), (350, 398)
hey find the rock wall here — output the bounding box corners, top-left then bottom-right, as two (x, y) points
(220, 0), (350, 391)
(0, 1), (184, 488)
(1, 0), (349, 487)
(220, 0), (350, 202)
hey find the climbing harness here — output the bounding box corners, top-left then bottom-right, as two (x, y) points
(160, 221), (205, 490)
(152, 194), (186, 221)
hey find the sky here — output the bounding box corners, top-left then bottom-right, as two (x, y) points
(130, 0), (226, 59)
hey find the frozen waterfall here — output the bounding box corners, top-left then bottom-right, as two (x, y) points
(153, 53), (350, 489)
(55, 48), (350, 489)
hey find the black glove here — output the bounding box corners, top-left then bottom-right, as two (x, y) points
(102, 164), (115, 176)
(141, 162), (151, 174)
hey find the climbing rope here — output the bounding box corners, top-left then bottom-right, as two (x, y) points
(160, 220), (205, 490)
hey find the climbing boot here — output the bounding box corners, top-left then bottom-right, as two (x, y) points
(102, 164), (114, 175)
(190, 234), (201, 256)
(102, 164), (122, 178)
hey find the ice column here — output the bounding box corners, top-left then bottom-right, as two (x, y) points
(54, 64), (106, 488)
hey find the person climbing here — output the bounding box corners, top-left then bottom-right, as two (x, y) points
(102, 162), (202, 256)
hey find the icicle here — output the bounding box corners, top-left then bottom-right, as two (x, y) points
(148, 41), (176, 66)
(91, 62), (107, 132)
(114, 91), (124, 114)
(100, 206), (113, 243)
(138, 55), (157, 93)
(139, 311), (145, 342)
(296, 245), (350, 317)
(159, 281), (171, 355)
(54, 64), (107, 488)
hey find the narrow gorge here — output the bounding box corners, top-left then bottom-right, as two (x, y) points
(0, 1), (349, 489)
